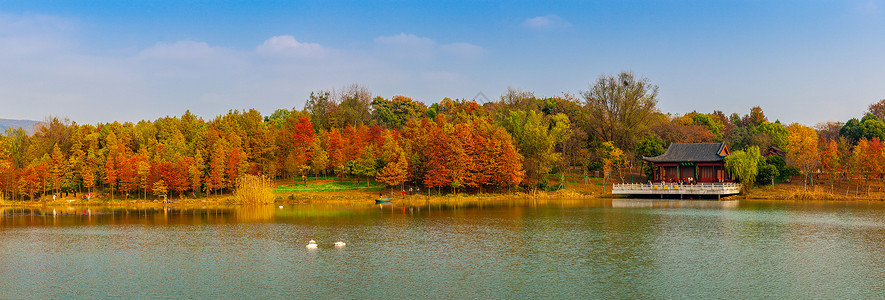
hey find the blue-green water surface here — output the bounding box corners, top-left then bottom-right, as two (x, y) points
(2, 199), (885, 298)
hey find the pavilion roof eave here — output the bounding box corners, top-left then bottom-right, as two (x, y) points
(641, 142), (729, 164)
(642, 158), (726, 163)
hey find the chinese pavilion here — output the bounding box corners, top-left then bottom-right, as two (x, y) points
(643, 142), (732, 183)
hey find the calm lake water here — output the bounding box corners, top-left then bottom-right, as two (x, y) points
(2, 199), (885, 298)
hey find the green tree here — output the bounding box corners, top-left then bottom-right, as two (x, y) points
(636, 137), (666, 158)
(304, 91), (332, 131)
(756, 162), (779, 186)
(691, 113), (724, 138)
(754, 122), (789, 148)
(353, 145), (378, 187)
(840, 118), (863, 144)
(498, 110), (569, 187)
(862, 114), (885, 141)
(5, 127), (29, 169)
(582, 71), (659, 150)
(637, 137), (665, 179)
(371, 95), (428, 128)
(337, 84), (373, 126)
(264, 108), (291, 129)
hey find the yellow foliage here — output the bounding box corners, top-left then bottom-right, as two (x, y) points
(786, 123), (819, 176)
(676, 114), (695, 126)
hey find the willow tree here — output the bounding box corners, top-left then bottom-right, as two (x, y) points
(582, 71), (659, 150)
(725, 146), (763, 195)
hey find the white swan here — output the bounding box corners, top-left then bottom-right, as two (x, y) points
(306, 240), (318, 248)
(334, 241), (346, 247)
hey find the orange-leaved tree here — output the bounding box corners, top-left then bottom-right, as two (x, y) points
(207, 138), (228, 196)
(423, 122), (451, 193)
(291, 117), (314, 181)
(819, 139), (841, 188)
(326, 128), (345, 179)
(376, 131), (408, 188)
(786, 123), (820, 188)
(309, 135), (329, 179)
(49, 144), (66, 195)
(103, 132), (119, 199)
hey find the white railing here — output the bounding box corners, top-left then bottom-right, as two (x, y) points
(612, 182), (741, 195)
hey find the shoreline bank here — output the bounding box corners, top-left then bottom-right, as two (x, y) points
(0, 189), (600, 208)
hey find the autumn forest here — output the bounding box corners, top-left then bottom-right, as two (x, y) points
(0, 71), (883, 201)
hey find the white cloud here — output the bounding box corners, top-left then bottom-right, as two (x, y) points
(139, 41), (224, 60)
(256, 35), (325, 58)
(0, 14), (75, 56)
(0, 16), (485, 124)
(374, 33), (436, 59)
(441, 42), (485, 59)
(422, 71), (465, 83)
(523, 14), (571, 29)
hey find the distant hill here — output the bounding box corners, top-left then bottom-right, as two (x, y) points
(0, 119), (40, 134)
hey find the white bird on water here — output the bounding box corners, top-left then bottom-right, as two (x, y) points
(334, 241), (346, 247)
(306, 240), (318, 248)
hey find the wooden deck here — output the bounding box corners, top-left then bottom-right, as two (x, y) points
(612, 182), (741, 196)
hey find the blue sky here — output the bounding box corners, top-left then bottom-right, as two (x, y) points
(1, 0), (883, 125)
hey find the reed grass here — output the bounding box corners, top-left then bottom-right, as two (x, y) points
(235, 175), (275, 204)
(784, 187), (842, 201)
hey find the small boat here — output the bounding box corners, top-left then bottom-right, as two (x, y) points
(306, 240), (318, 248)
(333, 241), (346, 247)
(375, 198), (392, 204)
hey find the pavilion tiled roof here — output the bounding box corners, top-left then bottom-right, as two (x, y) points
(642, 142), (729, 163)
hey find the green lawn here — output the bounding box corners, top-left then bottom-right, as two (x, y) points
(274, 180), (385, 193)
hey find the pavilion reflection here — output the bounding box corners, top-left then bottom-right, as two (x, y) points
(611, 199), (739, 209)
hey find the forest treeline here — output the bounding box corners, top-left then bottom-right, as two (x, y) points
(0, 71), (883, 200)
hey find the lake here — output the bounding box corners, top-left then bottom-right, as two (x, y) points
(2, 199), (885, 298)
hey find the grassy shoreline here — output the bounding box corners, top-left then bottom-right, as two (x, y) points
(0, 189), (601, 208)
(7, 176), (883, 208)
